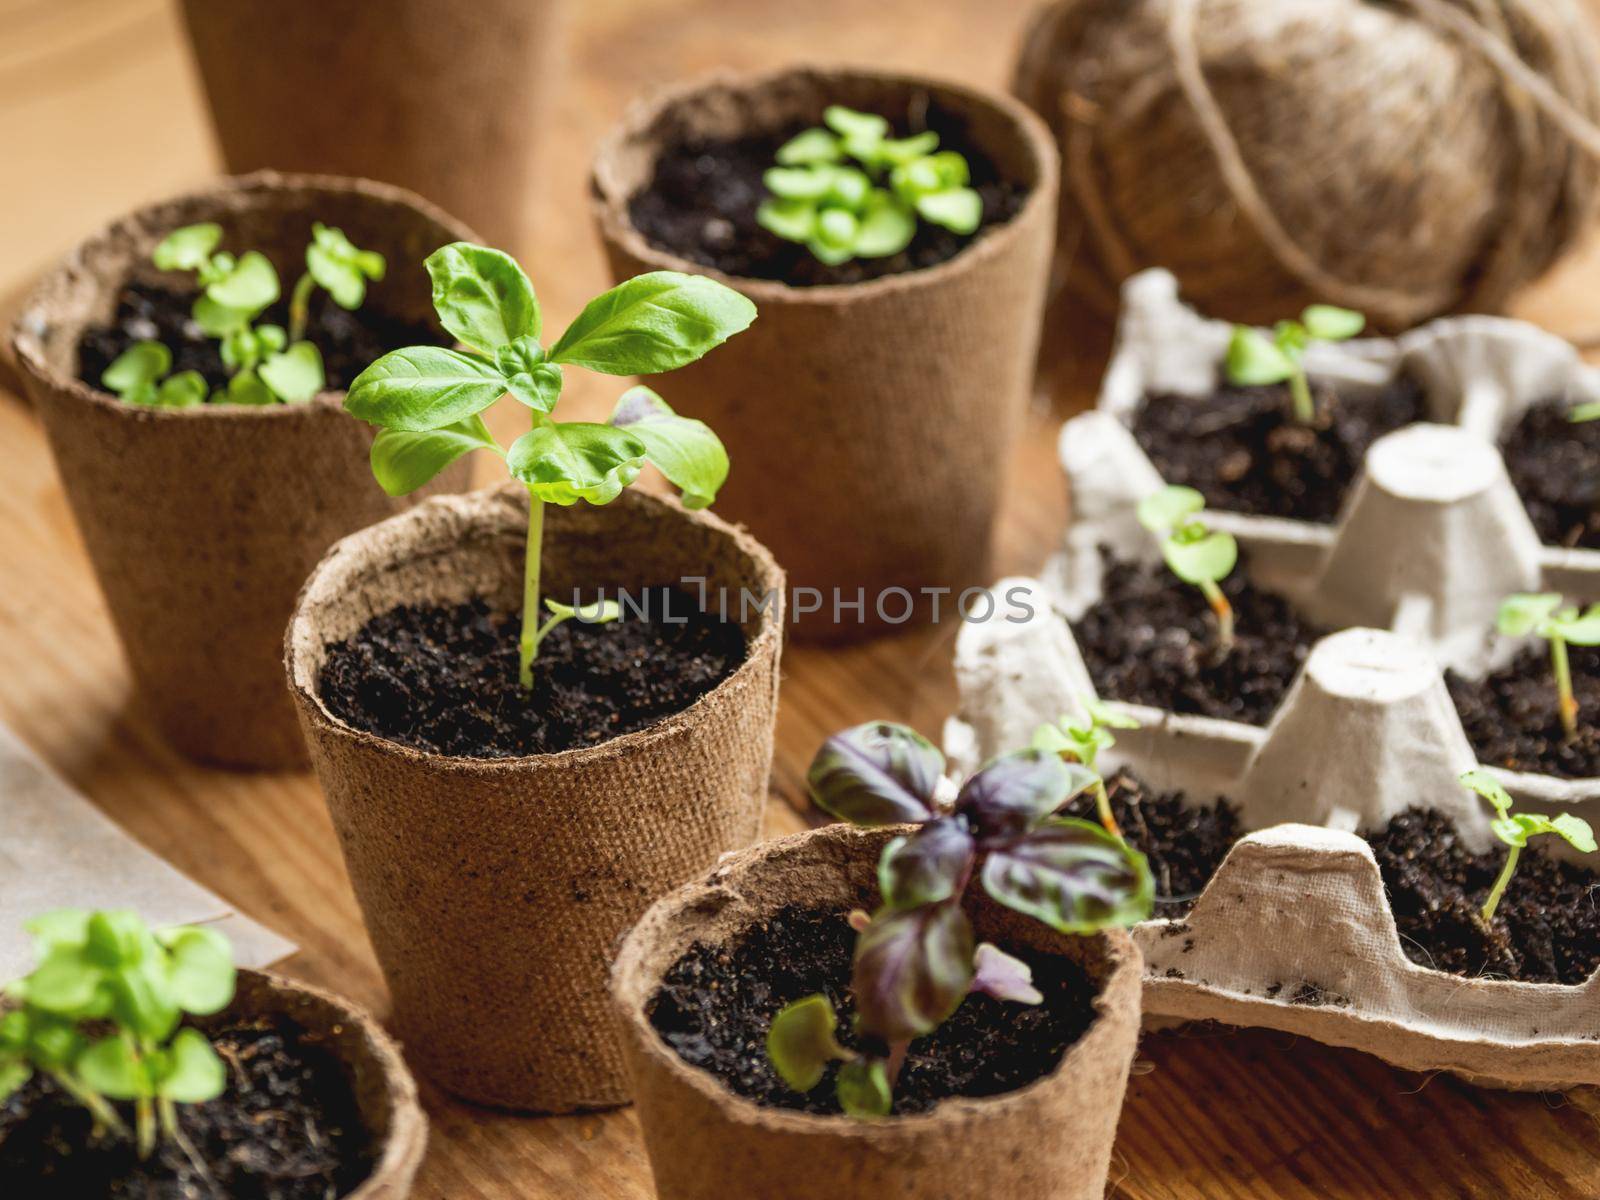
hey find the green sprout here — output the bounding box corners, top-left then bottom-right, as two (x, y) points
(1031, 697), (1140, 838)
(346, 242), (754, 692)
(1, 910), (236, 1159)
(756, 105), (981, 265)
(1137, 485), (1239, 657)
(1461, 769), (1596, 923)
(1224, 305), (1365, 425)
(1569, 402), (1600, 423)
(1497, 593), (1600, 741)
(99, 341), (206, 408)
(766, 723), (1152, 1118)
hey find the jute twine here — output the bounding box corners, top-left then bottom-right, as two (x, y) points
(1014, 0), (1600, 328)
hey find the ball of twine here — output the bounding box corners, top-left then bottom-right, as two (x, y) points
(1014, 0), (1600, 329)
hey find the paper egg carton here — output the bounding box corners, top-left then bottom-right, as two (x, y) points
(940, 274), (1600, 1088)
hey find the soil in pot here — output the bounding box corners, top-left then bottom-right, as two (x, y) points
(1131, 374), (1428, 524)
(1499, 398), (1600, 551)
(1445, 645), (1600, 780)
(318, 586), (747, 757)
(76, 281), (443, 396)
(647, 906), (1097, 1117)
(1060, 768), (1240, 917)
(0, 1013), (373, 1199)
(1368, 807), (1600, 985)
(1070, 549), (1328, 726)
(627, 102), (1028, 287)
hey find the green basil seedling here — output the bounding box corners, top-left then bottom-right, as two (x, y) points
(766, 722), (1152, 1118)
(347, 242), (754, 691)
(1, 910), (236, 1159)
(1497, 593), (1600, 741)
(757, 105), (982, 265)
(1137, 485), (1239, 657)
(99, 340), (207, 409)
(1461, 769), (1596, 922)
(1225, 305), (1365, 425)
(289, 221), (387, 343)
(1031, 698), (1140, 838)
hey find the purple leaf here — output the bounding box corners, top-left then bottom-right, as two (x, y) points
(981, 817), (1154, 933)
(877, 818), (976, 910)
(955, 750), (1097, 841)
(852, 902), (975, 1043)
(808, 722), (943, 826)
(970, 943), (1043, 1005)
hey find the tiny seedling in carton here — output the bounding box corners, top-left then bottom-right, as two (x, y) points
(757, 105), (982, 265)
(1496, 593), (1600, 741)
(1137, 485), (1239, 657)
(1225, 305), (1365, 424)
(346, 242), (754, 691)
(765, 722), (1152, 1118)
(1461, 769), (1596, 923)
(0, 910), (236, 1160)
(1031, 697), (1140, 838)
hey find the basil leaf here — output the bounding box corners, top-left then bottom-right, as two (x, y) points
(877, 818), (975, 909)
(496, 336), (563, 413)
(426, 242), (539, 353)
(806, 721), (944, 826)
(835, 1058), (892, 1118)
(225, 370), (276, 406)
(852, 903), (974, 1043)
(101, 341), (170, 394)
(1225, 326), (1296, 386)
(346, 346), (508, 431)
(205, 251), (280, 314)
(981, 817), (1154, 933)
(969, 943), (1044, 1005)
(914, 188), (982, 235)
(370, 416), (499, 496)
(766, 995), (845, 1092)
(506, 420), (646, 506)
(548, 271), (756, 376)
(156, 371), (208, 408)
(775, 127), (842, 166)
(78, 1034), (147, 1099)
(954, 750), (1093, 841)
(1301, 304), (1364, 342)
(258, 341), (325, 404)
(609, 385), (728, 509)
(192, 296), (252, 337)
(155, 1028), (226, 1103)
(152, 223), (222, 272)
(160, 927), (236, 1015)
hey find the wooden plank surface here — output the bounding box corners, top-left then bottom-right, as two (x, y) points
(3, 1), (1600, 1196)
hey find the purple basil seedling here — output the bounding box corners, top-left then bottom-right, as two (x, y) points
(766, 722), (1152, 1118)
(1497, 593), (1600, 741)
(1224, 305), (1364, 425)
(1461, 769), (1596, 922)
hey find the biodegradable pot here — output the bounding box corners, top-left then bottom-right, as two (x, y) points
(592, 66), (1059, 641)
(286, 484), (784, 1111)
(12, 173), (474, 770)
(611, 823), (1142, 1200)
(178, 0), (565, 255)
(213, 970), (427, 1199)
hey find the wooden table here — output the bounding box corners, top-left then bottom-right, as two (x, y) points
(4, 1), (1600, 1196)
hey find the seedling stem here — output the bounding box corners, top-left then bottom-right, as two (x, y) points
(518, 491), (546, 690)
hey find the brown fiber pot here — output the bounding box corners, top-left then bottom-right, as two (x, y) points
(286, 484), (785, 1111)
(12, 173), (474, 770)
(592, 66), (1059, 642)
(178, 0), (565, 256)
(611, 824), (1143, 1200)
(202, 970), (425, 1199)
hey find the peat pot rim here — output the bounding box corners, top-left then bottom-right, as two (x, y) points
(286, 483), (786, 772)
(591, 62), (1060, 305)
(11, 170), (476, 423)
(610, 822), (1141, 1137)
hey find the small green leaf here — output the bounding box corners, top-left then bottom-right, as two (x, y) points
(258, 342), (325, 404)
(160, 927), (235, 1015)
(101, 341), (170, 396)
(835, 1057), (892, 1118)
(496, 337), (563, 413)
(824, 106), (889, 144)
(205, 251), (280, 315)
(914, 188), (982, 235)
(775, 128), (843, 166)
(256, 324), (287, 353)
(1163, 524), (1237, 585)
(346, 345), (509, 431)
(764, 166), (834, 202)
(153, 223), (222, 272)
(156, 371), (208, 408)
(1462, 767), (1514, 817)
(78, 1034), (148, 1100)
(370, 415), (499, 496)
(1554, 605), (1600, 646)
(426, 242), (539, 352)
(1301, 305), (1365, 342)
(506, 420), (647, 506)
(548, 272), (756, 376)
(192, 296), (252, 337)
(1225, 326), (1297, 387)
(853, 194), (915, 258)
(544, 597), (622, 625)
(824, 168), (871, 211)
(0, 1058), (29, 1102)
(609, 385), (729, 509)
(155, 1028), (226, 1103)
(1551, 813), (1598, 853)
(224, 370), (275, 406)
(1136, 485), (1206, 533)
(1569, 402), (1600, 423)
(24, 948), (103, 1014)
(815, 208), (859, 250)
(766, 995), (846, 1092)
(307, 222), (385, 310)
(25, 910), (91, 950)
(756, 198), (817, 243)
(877, 132), (940, 165)
(1497, 593), (1563, 637)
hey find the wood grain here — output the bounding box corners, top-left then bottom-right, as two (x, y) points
(2, 1), (1599, 1195)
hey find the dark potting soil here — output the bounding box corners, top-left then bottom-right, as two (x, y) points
(1060, 768), (1240, 917)
(0, 1015), (373, 1200)
(318, 588), (747, 758)
(1071, 550), (1327, 726)
(1499, 398), (1600, 551)
(1131, 375), (1428, 524)
(627, 107), (1028, 287)
(648, 906), (1099, 1117)
(1446, 643), (1600, 780)
(1368, 808), (1600, 985)
(75, 280), (442, 399)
